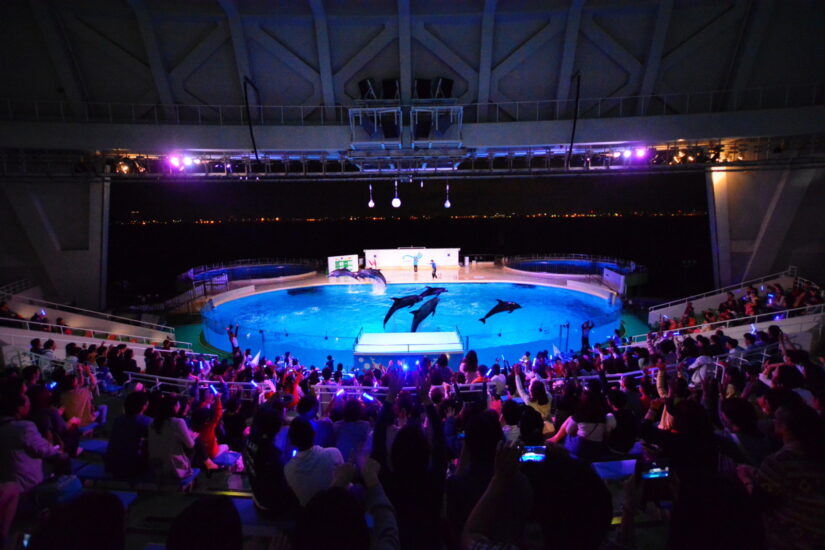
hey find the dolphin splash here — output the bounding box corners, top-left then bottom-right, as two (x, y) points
(410, 297), (439, 332)
(479, 299), (522, 323)
(383, 294), (423, 327)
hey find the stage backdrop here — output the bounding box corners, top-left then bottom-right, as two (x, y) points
(327, 254), (359, 273)
(363, 247), (461, 269)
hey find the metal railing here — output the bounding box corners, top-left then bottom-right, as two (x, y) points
(0, 318), (192, 349)
(3, 83), (821, 127)
(1, 292), (174, 333)
(182, 257), (320, 280)
(131, 275), (229, 313)
(629, 302), (825, 345)
(649, 267), (798, 314)
(504, 253), (644, 273)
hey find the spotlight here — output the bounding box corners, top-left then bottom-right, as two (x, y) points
(635, 148), (647, 158)
(444, 183), (451, 208)
(368, 184), (375, 208)
(612, 151), (622, 158)
(115, 161), (130, 174)
(392, 180), (401, 208)
(169, 156), (180, 168)
(622, 150), (631, 159)
(420, 180), (424, 188)
(183, 156), (193, 167)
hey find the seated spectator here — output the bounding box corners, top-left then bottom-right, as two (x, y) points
(0, 389), (66, 493)
(285, 416), (344, 506)
(166, 495), (242, 550)
(190, 394), (227, 470)
(296, 395), (334, 448)
(548, 385), (615, 461)
(513, 363), (551, 422)
(0, 301), (23, 322)
(60, 370), (106, 429)
(105, 391), (152, 477)
(718, 397), (773, 467)
(738, 404), (825, 550)
(293, 458), (400, 550)
(243, 403), (297, 517)
(27, 384), (80, 457)
(518, 407), (546, 446)
(605, 389), (638, 454)
(221, 398), (248, 452)
(147, 394), (195, 480)
(501, 399), (523, 443)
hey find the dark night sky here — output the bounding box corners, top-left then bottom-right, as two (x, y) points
(110, 172), (706, 220)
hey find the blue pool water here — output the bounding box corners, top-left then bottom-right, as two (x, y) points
(192, 264), (314, 282)
(202, 282), (621, 367)
(509, 259), (633, 275)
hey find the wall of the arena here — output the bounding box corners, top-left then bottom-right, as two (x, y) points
(0, 177), (109, 309)
(706, 167), (825, 287)
(1, 106), (824, 153)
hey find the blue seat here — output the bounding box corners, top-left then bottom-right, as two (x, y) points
(592, 459), (637, 481)
(213, 451), (242, 468)
(79, 439), (109, 455)
(76, 463), (112, 482)
(110, 490), (138, 509)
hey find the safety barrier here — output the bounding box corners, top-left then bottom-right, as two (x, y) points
(0, 318), (190, 349)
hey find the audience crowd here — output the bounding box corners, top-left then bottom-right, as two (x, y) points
(1, 315), (824, 548)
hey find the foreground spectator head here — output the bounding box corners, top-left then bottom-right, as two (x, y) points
(391, 423), (430, 475)
(465, 410), (504, 464)
(288, 416), (315, 452)
(502, 399), (523, 427)
(774, 404), (825, 458)
(250, 402), (284, 439)
(123, 391), (149, 416)
(29, 492), (125, 550)
(166, 496), (242, 550)
(295, 487), (369, 550)
(296, 395), (319, 418)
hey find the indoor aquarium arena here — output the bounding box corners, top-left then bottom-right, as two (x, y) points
(1, 1), (825, 549)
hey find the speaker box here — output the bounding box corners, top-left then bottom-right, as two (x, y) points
(382, 79), (400, 100)
(381, 112), (399, 139)
(414, 110), (432, 139)
(358, 78), (378, 100)
(432, 77), (454, 98)
(414, 79), (432, 99)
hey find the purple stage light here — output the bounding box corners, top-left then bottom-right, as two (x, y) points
(169, 156), (180, 168)
(635, 148), (647, 158)
(622, 150), (631, 159)
(183, 156), (193, 167)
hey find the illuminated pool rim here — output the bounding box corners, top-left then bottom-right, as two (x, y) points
(201, 280), (622, 367)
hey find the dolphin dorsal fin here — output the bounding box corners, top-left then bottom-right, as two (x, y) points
(497, 299), (505, 303)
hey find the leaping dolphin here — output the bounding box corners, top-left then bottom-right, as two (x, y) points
(383, 294), (423, 327)
(479, 299), (522, 323)
(419, 286), (447, 298)
(329, 268), (359, 281)
(356, 268), (387, 285)
(410, 297), (439, 332)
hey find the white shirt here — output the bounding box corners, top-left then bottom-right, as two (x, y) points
(564, 413), (616, 442)
(284, 445), (344, 506)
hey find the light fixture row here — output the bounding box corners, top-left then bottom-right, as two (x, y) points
(368, 180), (451, 209)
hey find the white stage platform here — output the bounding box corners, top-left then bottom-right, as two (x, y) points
(354, 330), (464, 354)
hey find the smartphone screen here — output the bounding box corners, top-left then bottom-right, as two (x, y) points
(641, 466), (670, 479)
(519, 446), (546, 463)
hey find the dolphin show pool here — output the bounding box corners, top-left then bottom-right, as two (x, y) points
(202, 282), (621, 367)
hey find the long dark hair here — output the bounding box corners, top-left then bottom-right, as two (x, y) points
(573, 389), (610, 424)
(152, 395), (177, 434)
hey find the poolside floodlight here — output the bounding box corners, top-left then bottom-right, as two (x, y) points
(169, 156), (181, 168)
(635, 148), (646, 158)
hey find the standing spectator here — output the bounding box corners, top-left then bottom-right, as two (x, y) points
(333, 398), (371, 462)
(243, 403), (297, 517)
